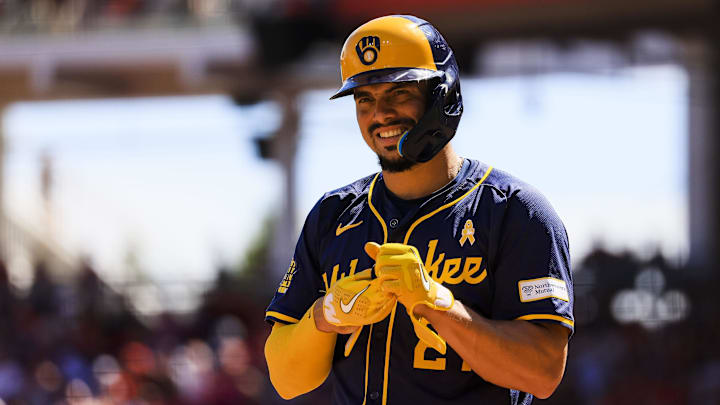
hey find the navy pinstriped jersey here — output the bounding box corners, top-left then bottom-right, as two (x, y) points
(266, 159), (574, 405)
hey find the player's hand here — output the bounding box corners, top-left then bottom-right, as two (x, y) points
(365, 242), (454, 354)
(322, 268), (396, 327)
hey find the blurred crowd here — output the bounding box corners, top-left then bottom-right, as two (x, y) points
(547, 249), (720, 405)
(0, 248), (719, 404)
(0, 258), (286, 405)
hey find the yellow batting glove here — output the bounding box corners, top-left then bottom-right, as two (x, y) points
(365, 242), (454, 354)
(322, 268), (396, 328)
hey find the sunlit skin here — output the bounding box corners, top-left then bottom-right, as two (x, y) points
(352, 81), (464, 200)
(354, 81), (427, 165)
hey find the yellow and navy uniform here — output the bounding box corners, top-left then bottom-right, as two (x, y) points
(266, 158), (574, 405)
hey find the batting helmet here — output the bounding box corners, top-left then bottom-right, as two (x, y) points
(331, 15), (463, 163)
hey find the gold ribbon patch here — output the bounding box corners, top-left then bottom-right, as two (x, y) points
(459, 220), (475, 247)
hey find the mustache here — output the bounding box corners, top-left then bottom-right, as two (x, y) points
(368, 118), (417, 136)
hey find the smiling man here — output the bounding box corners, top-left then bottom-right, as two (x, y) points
(354, 81), (428, 173)
(264, 15), (574, 405)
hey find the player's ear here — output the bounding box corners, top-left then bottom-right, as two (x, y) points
(364, 242), (381, 261)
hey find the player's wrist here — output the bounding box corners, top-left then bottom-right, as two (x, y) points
(313, 298), (334, 332)
(412, 303), (432, 318)
(413, 298), (456, 319)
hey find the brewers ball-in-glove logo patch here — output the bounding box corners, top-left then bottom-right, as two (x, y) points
(356, 36), (380, 65)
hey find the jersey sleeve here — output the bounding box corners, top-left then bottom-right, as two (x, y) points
(265, 199), (326, 325)
(490, 186), (574, 335)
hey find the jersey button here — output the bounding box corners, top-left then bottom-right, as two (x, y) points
(369, 391), (380, 400)
(389, 218), (399, 228)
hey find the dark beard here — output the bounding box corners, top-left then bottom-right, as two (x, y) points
(377, 147), (417, 172)
(368, 118), (419, 173)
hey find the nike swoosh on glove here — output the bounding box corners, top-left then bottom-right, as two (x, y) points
(365, 242), (454, 354)
(322, 268), (396, 327)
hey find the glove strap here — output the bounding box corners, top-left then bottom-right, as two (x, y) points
(344, 326), (363, 357)
(409, 312), (447, 355)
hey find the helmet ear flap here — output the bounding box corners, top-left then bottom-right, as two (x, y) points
(425, 73), (461, 119)
(399, 71), (462, 163)
(443, 83), (463, 117)
(424, 76), (443, 110)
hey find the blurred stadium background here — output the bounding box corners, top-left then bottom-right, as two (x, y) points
(0, 0), (719, 404)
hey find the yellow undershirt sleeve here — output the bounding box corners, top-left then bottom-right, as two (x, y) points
(264, 303), (338, 399)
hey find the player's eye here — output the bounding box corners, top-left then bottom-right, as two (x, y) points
(390, 89), (408, 98)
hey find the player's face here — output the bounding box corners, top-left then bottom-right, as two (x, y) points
(354, 82), (427, 172)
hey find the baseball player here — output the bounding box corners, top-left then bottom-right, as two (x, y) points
(264, 15), (574, 405)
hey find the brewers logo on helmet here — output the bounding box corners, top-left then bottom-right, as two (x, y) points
(331, 15), (463, 163)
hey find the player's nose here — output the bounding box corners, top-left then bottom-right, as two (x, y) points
(373, 97), (398, 122)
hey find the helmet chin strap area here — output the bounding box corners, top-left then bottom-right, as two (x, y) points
(397, 130), (410, 157)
